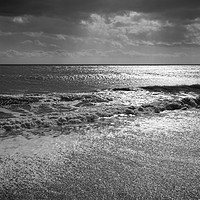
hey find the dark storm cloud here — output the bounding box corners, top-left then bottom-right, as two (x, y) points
(0, 0), (200, 20)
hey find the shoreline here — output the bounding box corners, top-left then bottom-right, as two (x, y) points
(1, 85), (200, 199)
(0, 85), (200, 137)
(1, 109), (200, 199)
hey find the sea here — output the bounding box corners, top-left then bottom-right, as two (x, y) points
(0, 64), (200, 94)
(0, 64), (200, 199)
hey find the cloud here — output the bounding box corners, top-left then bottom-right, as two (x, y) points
(0, 14), (85, 37)
(56, 34), (66, 40)
(0, 49), (48, 57)
(80, 12), (200, 48)
(1, 1), (200, 64)
(0, 30), (12, 36)
(0, 49), (75, 58)
(21, 40), (33, 44)
(0, 0), (200, 26)
(34, 40), (46, 47)
(23, 32), (43, 37)
(81, 13), (176, 47)
(13, 16), (29, 24)
(50, 44), (57, 48)
(185, 18), (200, 45)
(0, 48), (187, 60)
(1, 47), (199, 65)
(91, 38), (124, 49)
(2, 11), (200, 52)
(21, 39), (48, 47)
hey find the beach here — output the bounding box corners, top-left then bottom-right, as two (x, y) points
(0, 65), (200, 199)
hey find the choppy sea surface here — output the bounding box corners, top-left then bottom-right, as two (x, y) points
(0, 64), (200, 199)
(0, 64), (200, 94)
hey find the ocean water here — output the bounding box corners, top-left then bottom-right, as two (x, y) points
(0, 64), (200, 94)
(0, 64), (200, 199)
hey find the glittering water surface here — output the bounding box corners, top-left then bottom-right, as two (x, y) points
(0, 64), (200, 94)
(0, 65), (200, 199)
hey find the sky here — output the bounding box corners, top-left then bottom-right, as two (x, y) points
(0, 0), (200, 64)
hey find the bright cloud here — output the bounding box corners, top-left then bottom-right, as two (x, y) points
(81, 12), (174, 47)
(185, 18), (200, 45)
(13, 16), (29, 24)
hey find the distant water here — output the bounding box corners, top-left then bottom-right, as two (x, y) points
(0, 64), (200, 94)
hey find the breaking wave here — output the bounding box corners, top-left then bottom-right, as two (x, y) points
(0, 84), (200, 137)
(141, 84), (200, 93)
(111, 84), (200, 93)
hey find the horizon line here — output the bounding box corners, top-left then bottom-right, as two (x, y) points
(0, 63), (200, 66)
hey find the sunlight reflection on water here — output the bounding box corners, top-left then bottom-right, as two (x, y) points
(0, 65), (200, 94)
